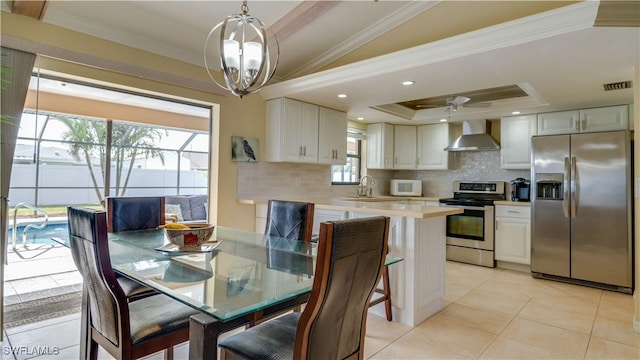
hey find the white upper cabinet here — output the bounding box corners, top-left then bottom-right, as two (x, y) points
(366, 123), (394, 169)
(318, 107), (348, 165)
(580, 105), (628, 133)
(500, 114), (537, 169)
(393, 125), (417, 169)
(537, 110), (580, 135)
(266, 98), (346, 164)
(537, 105), (628, 135)
(417, 123), (450, 170)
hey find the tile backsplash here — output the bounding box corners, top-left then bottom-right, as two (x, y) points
(396, 151), (530, 198)
(237, 151), (529, 200)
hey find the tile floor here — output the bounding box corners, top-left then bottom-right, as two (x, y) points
(2, 261), (639, 359)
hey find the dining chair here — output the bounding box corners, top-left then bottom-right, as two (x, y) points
(264, 200), (315, 242)
(261, 200), (314, 317)
(105, 196), (165, 300)
(67, 206), (199, 360)
(219, 216), (390, 360)
(106, 196), (166, 233)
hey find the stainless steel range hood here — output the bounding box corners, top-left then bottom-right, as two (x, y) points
(445, 120), (500, 151)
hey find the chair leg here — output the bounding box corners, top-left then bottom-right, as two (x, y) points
(381, 266), (392, 321)
(163, 346), (174, 360)
(369, 265), (393, 321)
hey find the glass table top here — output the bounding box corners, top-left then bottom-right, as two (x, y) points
(109, 227), (316, 322)
(60, 225), (403, 323)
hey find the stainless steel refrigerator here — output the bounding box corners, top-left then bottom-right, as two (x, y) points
(531, 130), (633, 293)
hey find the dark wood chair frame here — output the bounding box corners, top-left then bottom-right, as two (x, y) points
(105, 196), (165, 301)
(68, 207), (192, 360)
(264, 199), (315, 243)
(219, 216), (390, 360)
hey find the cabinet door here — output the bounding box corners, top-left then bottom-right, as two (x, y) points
(580, 105), (628, 133)
(281, 98), (305, 161)
(537, 110), (580, 135)
(495, 217), (531, 264)
(299, 102), (319, 162)
(393, 125), (416, 169)
(366, 123), (394, 169)
(318, 107), (347, 164)
(417, 123), (449, 170)
(500, 114), (536, 169)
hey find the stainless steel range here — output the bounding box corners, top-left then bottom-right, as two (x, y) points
(439, 180), (506, 268)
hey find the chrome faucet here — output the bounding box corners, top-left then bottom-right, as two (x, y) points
(355, 175), (376, 197)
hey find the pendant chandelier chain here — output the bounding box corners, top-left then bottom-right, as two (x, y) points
(241, 0), (249, 14)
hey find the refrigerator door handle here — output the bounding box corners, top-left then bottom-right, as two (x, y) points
(571, 156), (577, 217)
(563, 156), (570, 218)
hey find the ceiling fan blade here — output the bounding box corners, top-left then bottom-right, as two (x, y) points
(415, 104), (442, 108)
(463, 101), (492, 108)
(449, 96), (471, 106)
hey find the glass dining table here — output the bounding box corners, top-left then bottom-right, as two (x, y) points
(69, 225), (402, 359)
(105, 226), (318, 359)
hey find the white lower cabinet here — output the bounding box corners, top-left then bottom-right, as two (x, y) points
(312, 209), (348, 236)
(495, 205), (531, 265)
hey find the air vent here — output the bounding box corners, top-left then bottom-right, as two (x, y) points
(603, 81), (632, 91)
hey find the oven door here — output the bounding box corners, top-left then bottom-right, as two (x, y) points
(441, 204), (494, 251)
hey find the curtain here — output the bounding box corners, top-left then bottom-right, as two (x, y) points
(0, 47), (36, 333)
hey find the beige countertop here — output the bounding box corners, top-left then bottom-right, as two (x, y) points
(494, 200), (531, 207)
(239, 197), (462, 219)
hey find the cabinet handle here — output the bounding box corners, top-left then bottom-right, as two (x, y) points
(495, 222), (498, 231)
(582, 118), (587, 131)
(395, 157), (398, 165)
(299, 146), (302, 156)
(507, 210), (521, 214)
(303, 146), (307, 156)
(574, 119), (580, 131)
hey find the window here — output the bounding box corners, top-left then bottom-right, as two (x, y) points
(8, 75), (211, 212)
(331, 129), (362, 185)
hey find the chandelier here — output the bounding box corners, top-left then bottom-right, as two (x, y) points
(204, 0), (279, 98)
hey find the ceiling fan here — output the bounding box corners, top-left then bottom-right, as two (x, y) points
(417, 96), (492, 111)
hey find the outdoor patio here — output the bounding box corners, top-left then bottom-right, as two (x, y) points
(3, 240), (81, 329)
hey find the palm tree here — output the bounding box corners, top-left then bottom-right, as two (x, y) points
(60, 117), (166, 204)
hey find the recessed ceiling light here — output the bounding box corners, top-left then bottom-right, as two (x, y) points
(356, 117), (364, 120)
(337, 94), (347, 98)
(439, 118), (447, 122)
(402, 81), (415, 86)
(511, 111), (521, 115)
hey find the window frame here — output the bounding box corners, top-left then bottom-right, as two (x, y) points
(331, 130), (362, 185)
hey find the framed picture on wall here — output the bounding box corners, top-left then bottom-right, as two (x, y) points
(231, 136), (259, 162)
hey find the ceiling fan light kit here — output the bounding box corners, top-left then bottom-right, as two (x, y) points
(204, 0), (279, 98)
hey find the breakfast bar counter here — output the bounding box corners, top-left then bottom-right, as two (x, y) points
(239, 197), (462, 327)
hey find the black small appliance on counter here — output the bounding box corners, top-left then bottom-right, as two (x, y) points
(510, 178), (530, 202)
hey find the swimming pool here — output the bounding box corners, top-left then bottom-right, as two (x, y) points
(7, 222), (68, 246)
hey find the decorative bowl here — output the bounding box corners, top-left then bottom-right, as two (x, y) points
(164, 223), (216, 247)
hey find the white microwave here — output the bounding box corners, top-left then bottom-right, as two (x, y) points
(390, 179), (422, 196)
